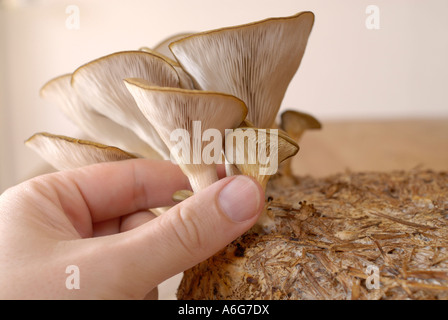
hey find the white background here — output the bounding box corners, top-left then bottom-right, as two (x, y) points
(1, 0), (448, 191)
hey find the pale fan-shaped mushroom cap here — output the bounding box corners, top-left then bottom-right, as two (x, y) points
(170, 11), (314, 128)
(71, 51), (185, 159)
(40, 74), (162, 160)
(153, 32), (194, 62)
(225, 127), (298, 231)
(239, 118), (255, 128)
(26, 132), (137, 171)
(124, 78), (248, 193)
(139, 46), (194, 89)
(225, 127), (299, 190)
(280, 109), (322, 141)
(279, 110), (321, 177)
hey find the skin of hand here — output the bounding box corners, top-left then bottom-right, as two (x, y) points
(0, 159), (264, 299)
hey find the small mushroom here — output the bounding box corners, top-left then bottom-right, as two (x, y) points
(225, 127), (299, 189)
(25, 132), (137, 171)
(280, 110), (321, 177)
(225, 127), (299, 231)
(280, 110), (321, 141)
(169, 11), (314, 128)
(124, 78), (248, 193)
(71, 51), (186, 159)
(41, 74), (162, 160)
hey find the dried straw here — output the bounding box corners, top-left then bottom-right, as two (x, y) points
(178, 169), (448, 300)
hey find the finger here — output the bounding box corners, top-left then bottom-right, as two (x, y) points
(78, 175), (264, 297)
(216, 164), (226, 179)
(91, 210), (157, 236)
(92, 218), (121, 237)
(143, 288), (158, 300)
(54, 159), (191, 223)
(119, 211), (157, 233)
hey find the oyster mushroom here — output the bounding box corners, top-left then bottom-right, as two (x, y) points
(25, 132), (137, 171)
(280, 110), (321, 177)
(141, 33), (196, 90)
(124, 78), (248, 193)
(169, 11), (314, 128)
(225, 127), (299, 231)
(225, 127), (299, 189)
(152, 32), (193, 62)
(138, 46), (195, 90)
(224, 160), (242, 178)
(26, 132), (174, 218)
(71, 51), (184, 159)
(280, 110), (322, 141)
(41, 74), (162, 160)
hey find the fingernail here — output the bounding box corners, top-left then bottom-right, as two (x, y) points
(218, 176), (261, 222)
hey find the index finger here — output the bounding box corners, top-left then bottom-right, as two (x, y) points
(57, 159), (191, 223)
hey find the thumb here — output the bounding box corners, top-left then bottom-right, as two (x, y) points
(116, 175), (263, 293)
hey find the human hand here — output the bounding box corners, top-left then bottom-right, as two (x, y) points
(0, 159), (264, 299)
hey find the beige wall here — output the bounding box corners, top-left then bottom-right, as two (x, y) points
(1, 0), (448, 191)
(1, 10), (8, 193)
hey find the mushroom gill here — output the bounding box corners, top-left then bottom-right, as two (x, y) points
(225, 127), (299, 231)
(124, 78), (248, 193)
(25, 132), (137, 171)
(71, 51), (183, 159)
(169, 11), (315, 128)
(41, 74), (162, 160)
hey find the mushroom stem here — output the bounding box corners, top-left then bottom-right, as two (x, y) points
(180, 164), (218, 193)
(150, 207), (170, 216)
(225, 162), (241, 177)
(254, 205), (276, 234)
(281, 157), (294, 178)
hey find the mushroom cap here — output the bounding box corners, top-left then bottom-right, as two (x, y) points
(124, 78), (248, 159)
(280, 110), (322, 141)
(125, 78), (248, 192)
(40, 74), (162, 159)
(71, 51), (183, 159)
(169, 11), (315, 128)
(138, 46), (195, 89)
(26, 132), (136, 171)
(225, 127), (299, 189)
(239, 118), (255, 128)
(152, 32), (194, 62)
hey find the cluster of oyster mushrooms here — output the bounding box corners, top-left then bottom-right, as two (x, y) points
(26, 11), (321, 231)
